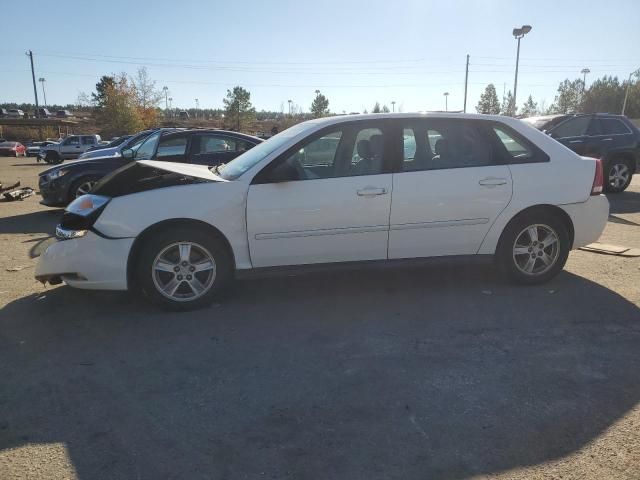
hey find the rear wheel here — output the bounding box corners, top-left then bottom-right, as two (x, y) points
(136, 227), (234, 310)
(604, 158), (633, 193)
(45, 151), (61, 164)
(497, 212), (570, 285)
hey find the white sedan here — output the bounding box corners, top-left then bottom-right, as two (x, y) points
(36, 113), (609, 309)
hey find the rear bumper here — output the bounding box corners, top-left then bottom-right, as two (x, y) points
(559, 195), (610, 249)
(35, 231), (134, 290)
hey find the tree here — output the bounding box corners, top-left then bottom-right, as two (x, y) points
(95, 74), (143, 138)
(310, 90), (330, 118)
(550, 79), (583, 114)
(372, 102), (381, 113)
(501, 90), (516, 116)
(582, 75), (625, 114)
(223, 86), (255, 131)
(91, 75), (115, 107)
(132, 67), (162, 128)
(476, 84), (501, 114)
(381, 104), (390, 113)
(520, 95), (538, 117)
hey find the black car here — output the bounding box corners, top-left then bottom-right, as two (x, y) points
(524, 113), (640, 192)
(38, 129), (262, 206)
(84, 135), (132, 153)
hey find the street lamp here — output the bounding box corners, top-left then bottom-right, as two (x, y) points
(512, 24), (532, 113)
(622, 68), (640, 115)
(38, 77), (47, 106)
(287, 99), (292, 116)
(162, 86), (169, 109)
(195, 98), (199, 119)
(391, 100), (396, 113)
(581, 68), (590, 94)
(443, 92), (449, 112)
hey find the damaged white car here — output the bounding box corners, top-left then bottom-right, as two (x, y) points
(36, 113), (609, 309)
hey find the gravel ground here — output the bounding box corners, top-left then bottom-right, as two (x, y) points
(0, 155), (639, 480)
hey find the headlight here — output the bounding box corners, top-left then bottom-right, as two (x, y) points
(47, 168), (68, 180)
(66, 194), (110, 217)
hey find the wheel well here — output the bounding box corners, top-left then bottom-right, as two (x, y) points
(606, 152), (636, 173)
(497, 204), (575, 252)
(126, 218), (235, 290)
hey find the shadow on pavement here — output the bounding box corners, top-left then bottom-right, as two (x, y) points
(0, 209), (61, 235)
(608, 190), (640, 215)
(1, 265), (639, 479)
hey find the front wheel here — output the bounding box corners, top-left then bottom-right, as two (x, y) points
(45, 151), (61, 164)
(496, 212), (570, 285)
(604, 158), (633, 193)
(136, 227), (234, 310)
(70, 176), (100, 200)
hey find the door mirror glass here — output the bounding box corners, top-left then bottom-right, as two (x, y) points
(122, 148), (135, 160)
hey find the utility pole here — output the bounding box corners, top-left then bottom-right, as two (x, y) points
(463, 54), (469, 113)
(391, 100), (396, 113)
(194, 98), (199, 119)
(162, 86), (168, 109)
(443, 92), (449, 112)
(288, 99), (292, 116)
(26, 50), (39, 117)
(38, 77), (47, 106)
(622, 68), (640, 115)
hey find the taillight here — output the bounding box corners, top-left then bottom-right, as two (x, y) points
(591, 158), (603, 195)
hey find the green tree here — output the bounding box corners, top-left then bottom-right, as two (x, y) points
(310, 90), (330, 118)
(521, 95), (538, 117)
(95, 74), (143, 138)
(476, 84), (501, 114)
(582, 75), (625, 114)
(550, 79), (583, 114)
(501, 90), (516, 116)
(91, 75), (115, 107)
(372, 102), (381, 113)
(223, 86), (255, 131)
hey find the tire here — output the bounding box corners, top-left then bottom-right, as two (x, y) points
(496, 210), (570, 285)
(69, 176), (101, 201)
(136, 226), (234, 310)
(604, 158), (633, 193)
(45, 151), (61, 164)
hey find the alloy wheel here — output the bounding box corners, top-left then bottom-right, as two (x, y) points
(512, 224), (560, 276)
(151, 242), (217, 302)
(75, 181), (97, 197)
(608, 163), (630, 190)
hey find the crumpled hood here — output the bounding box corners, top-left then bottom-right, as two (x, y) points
(137, 160), (227, 181)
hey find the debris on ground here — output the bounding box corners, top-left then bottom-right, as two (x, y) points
(0, 180), (20, 192)
(2, 186), (35, 201)
(6, 265), (32, 272)
(580, 242), (640, 257)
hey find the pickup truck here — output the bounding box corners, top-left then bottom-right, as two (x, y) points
(38, 135), (102, 164)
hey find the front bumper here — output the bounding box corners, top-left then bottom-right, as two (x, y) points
(560, 194), (610, 249)
(35, 231), (134, 290)
(38, 176), (69, 207)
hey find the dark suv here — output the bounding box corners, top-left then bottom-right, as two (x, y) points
(39, 129), (262, 207)
(524, 113), (640, 192)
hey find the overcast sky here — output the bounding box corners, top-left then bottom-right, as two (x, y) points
(2, 0), (639, 113)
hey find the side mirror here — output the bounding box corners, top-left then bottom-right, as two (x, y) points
(122, 148), (134, 160)
(268, 161), (299, 183)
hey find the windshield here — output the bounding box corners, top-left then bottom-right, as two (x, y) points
(218, 123), (310, 180)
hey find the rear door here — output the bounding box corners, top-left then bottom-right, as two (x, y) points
(596, 117), (634, 154)
(189, 133), (249, 166)
(388, 119), (512, 258)
(60, 136), (82, 158)
(80, 136), (97, 153)
(154, 133), (190, 163)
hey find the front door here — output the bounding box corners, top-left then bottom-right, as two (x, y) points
(60, 136), (82, 159)
(246, 122), (392, 267)
(388, 119), (513, 258)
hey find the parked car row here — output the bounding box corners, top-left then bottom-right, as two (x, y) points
(0, 108), (73, 118)
(36, 113), (610, 310)
(0, 141), (26, 156)
(38, 128), (262, 206)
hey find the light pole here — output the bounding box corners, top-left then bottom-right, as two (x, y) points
(391, 100), (396, 112)
(622, 68), (640, 115)
(195, 98), (199, 119)
(38, 77), (47, 106)
(443, 92), (449, 112)
(162, 86), (168, 110)
(581, 68), (590, 94)
(512, 25), (532, 114)
(288, 99), (292, 116)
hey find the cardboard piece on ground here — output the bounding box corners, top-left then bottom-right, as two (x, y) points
(579, 242), (639, 256)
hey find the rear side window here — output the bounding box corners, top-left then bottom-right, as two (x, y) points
(551, 116), (591, 138)
(600, 118), (631, 135)
(493, 127), (533, 161)
(197, 135), (236, 153)
(401, 120), (493, 171)
(65, 137), (80, 146)
(156, 136), (188, 158)
(81, 136), (96, 145)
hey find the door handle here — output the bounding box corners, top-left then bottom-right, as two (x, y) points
(479, 177), (507, 187)
(357, 187), (387, 196)
(602, 138), (613, 142)
(569, 140), (583, 144)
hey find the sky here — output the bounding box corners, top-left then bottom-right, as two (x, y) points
(2, 0), (639, 114)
